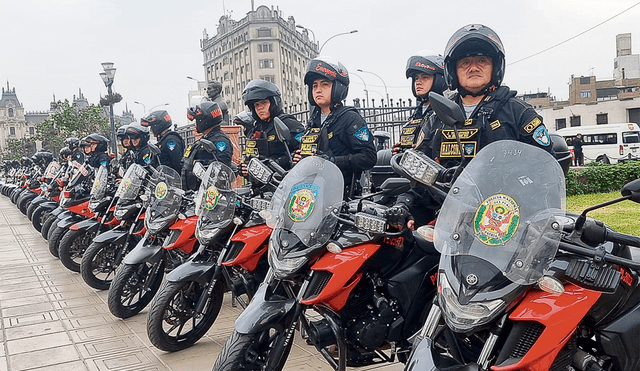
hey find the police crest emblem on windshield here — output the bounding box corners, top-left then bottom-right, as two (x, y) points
(204, 185), (220, 211)
(473, 194), (520, 246)
(155, 181), (168, 200)
(118, 178), (131, 196)
(288, 183), (318, 222)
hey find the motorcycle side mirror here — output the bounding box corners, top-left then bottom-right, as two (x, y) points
(148, 143), (161, 156)
(379, 178), (411, 196)
(622, 178), (640, 203)
(429, 92), (465, 128)
(273, 117), (291, 142)
(199, 138), (215, 154)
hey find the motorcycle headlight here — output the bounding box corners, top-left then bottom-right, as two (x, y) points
(250, 197), (271, 212)
(114, 208), (129, 220)
(268, 238), (307, 278)
(146, 215), (174, 233)
(400, 149), (444, 185)
(248, 158), (273, 184)
(438, 272), (506, 333)
(355, 212), (386, 233)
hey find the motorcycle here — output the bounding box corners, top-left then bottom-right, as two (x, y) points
(80, 163), (147, 290)
(107, 164), (198, 319)
(146, 158), (274, 352)
(57, 165), (119, 272)
(26, 160), (61, 222)
(212, 155), (438, 371)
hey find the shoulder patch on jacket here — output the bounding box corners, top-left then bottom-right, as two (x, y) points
(532, 126), (551, 146)
(354, 126), (370, 141)
(216, 141), (227, 152)
(167, 141), (177, 151)
(100, 160), (108, 167)
(294, 132), (303, 142)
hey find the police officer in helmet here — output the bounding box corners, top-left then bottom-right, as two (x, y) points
(387, 24), (554, 231)
(182, 101), (233, 190)
(79, 134), (111, 171)
(116, 124), (136, 172)
(140, 110), (184, 173)
(125, 122), (160, 169)
(294, 56), (377, 198)
(240, 79), (304, 176)
(65, 137), (85, 164)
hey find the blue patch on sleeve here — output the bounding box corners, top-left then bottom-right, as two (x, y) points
(294, 132), (303, 142)
(100, 160), (108, 167)
(167, 141), (176, 151)
(354, 126), (370, 141)
(216, 141), (227, 152)
(532, 126), (551, 146)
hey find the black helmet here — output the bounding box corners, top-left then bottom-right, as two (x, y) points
(405, 50), (447, 99)
(207, 81), (223, 98)
(304, 56), (350, 106)
(187, 101), (223, 133)
(125, 122), (150, 148)
(141, 110), (173, 137)
(34, 151), (53, 165)
(65, 137), (80, 151)
(116, 124), (128, 140)
(80, 133), (109, 153)
(59, 146), (72, 161)
(444, 24), (505, 95)
(21, 156), (32, 166)
(242, 79), (283, 121)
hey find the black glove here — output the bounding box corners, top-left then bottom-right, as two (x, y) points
(385, 203), (413, 231)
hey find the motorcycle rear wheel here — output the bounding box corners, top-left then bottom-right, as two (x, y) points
(59, 229), (97, 272)
(48, 225), (67, 258)
(108, 260), (166, 319)
(81, 239), (127, 290)
(213, 328), (293, 371)
(146, 279), (224, 352)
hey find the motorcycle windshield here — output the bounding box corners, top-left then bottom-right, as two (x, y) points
(67, 161), (92, 188)
(44, 161), (61, 179)
(195, 162), (236, 231)
(90, 165), (109, 201)
(267, 156), (343, 248)
(145, 165), (182, 227)
(116, 164), (147, 202)
(434, 140), (566, 285)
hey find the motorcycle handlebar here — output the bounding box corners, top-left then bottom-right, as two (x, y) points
(559, 241), (640, 271)
(607, 230), (640, 249)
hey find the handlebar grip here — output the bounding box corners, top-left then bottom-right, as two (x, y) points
(607, 230), (640, 248)
(268, 159), (286, 176)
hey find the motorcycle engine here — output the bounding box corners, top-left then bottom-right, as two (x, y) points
(343, 276), (400, 350)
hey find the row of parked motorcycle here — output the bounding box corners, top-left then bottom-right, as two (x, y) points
(3, 94), (640, 371)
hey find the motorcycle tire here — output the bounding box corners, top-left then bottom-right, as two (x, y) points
(81, 238), (135, 290)
(107, 260), (166, 319)
(48, 225), (67, 258)
(58, 229), (97, 272)
(213, 328), (293, 371)
(146, 279), (224, 352)
(41, 213), (57, 240)
(32, 206), (50, 233)
(26, 201), (38, 220)
(18, 196), (30, 215)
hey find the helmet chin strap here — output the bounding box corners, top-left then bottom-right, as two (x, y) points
(458, 84), (496, 98)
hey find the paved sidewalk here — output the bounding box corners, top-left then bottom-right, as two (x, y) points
(0, 195), (403, 371)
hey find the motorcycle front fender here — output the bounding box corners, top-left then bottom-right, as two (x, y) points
(56, 209), (72, 220)
(93, 229), (128, 245)
(70, 218), (101, 233)
(39, 201), (59, 212)
(30, 195), (47, 206)
(123, 238), (163, 265)
(57, 214), (83, 229)
(234, 282), (296, 335)
(165, 259), (215, 284)
(406, 338), (482, 371)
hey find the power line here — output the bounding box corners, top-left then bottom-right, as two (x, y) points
(508, 1), (640, 66)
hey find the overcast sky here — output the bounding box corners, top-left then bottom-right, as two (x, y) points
(1, 0), (639, 126)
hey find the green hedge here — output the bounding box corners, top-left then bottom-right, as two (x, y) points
(566, 160), (640, 196)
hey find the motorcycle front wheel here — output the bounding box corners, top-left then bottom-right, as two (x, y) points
(80, 238), (133, 290)
(146, 279), (224, 352)
(107, 260), (166, 319)
(58, 229), (97, 272)
(213, 328), (293, 371)
(40, 212), (57, 240)
(32, 206), (51, 233)
(48, 225), (67, 257)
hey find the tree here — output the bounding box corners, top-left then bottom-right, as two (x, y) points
(34, 99), (110, 154)
(2, 138), (36, 160)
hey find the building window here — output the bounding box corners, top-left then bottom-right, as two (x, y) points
(224, 72), (229, 81)
(260, 75), (275, 83)
(259, 59), (274, 69)
(258, 43), (273, 53)
(8, 108), (14, 117)
(257, 27), (272, 38)
(580, 77), (591, 85)
(580, 90), (591, 98)
(29, 127), (34, 135)
(570, 115), (581, 127)
(596, 113), (608, 125)
(556, 118), (566, 130)
(9, 127), (15, 136)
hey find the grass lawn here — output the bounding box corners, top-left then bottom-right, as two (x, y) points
(566, 191), (640, 235)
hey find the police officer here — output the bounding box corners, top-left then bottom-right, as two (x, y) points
(240, 79), (304, 175)
(394, 50), (448, 151)
(182, 101), (233, 190)
(294, 57), (377, 198)
(79, 134), (111, 171)
(126, 122), (160, 169)
(388, 24), (555, 230)
(65, 137), (85, 164)
(207, 81), (230, 125)
(140, 110), (184, 173)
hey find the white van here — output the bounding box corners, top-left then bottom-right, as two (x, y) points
(554, 123), (640, 164)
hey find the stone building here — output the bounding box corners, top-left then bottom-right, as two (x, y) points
(200, 4), (319, 117)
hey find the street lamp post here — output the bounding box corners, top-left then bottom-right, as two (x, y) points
(149, 103), (170, 112)
(357, 69), (389, 106)
(133, 101), (146, 114)
(319, 30), (358, 54)
(351, 72), (369, 108)
(295, 24), (316, 44)
(187, 76), (204, 96)
(99, 62), (117, 158)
